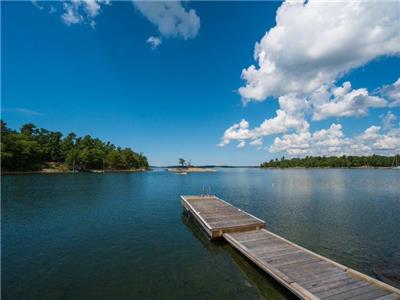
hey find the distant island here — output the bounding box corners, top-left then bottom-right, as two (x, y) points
(167, 167), (216, 173)
(167, 158), (216, 173)
(261, 155), (399, 169)
(1, 121), (149, 173)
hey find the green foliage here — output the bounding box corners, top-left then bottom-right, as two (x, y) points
(260, 155), (399, 168)
(1, 120), (149, 171)
(179, 158), (186, 168)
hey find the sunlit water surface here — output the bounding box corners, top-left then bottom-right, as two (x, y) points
(2, 168), (400, 299)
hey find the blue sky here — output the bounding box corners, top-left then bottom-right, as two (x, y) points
(2, 1), (400, 166)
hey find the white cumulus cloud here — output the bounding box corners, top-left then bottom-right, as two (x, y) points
(61, 0), (107, 27)
(219, 94), (310, 147)
(133, 1), (200, 40)
(61, 2), (83, 25)
(220, 1), (400, 154)
(239, 0), (400, 102)
(311, 82), (387, 120)
(381, 111), (398, 130)
(270, 124), (349, 156)
(250, 138), (263, 146)
(146, 36), (162, 49)
(218, 119), (254, 147)
(34, 0), (201, 44)
(378, 78), (400, 107)
(237, 141), (246, 148)
(269, 123), (400, 156)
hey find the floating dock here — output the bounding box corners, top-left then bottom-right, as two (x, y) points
(181, 195), (265, 239)
(181, 195), (400, 300)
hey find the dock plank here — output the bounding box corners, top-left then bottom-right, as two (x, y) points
(181, 195), (265, 238)
(181, 195), (400, 300)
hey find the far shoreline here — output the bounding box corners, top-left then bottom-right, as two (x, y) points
(3, 166), (399, 175)
(2, 168), (148, 175)
(260, 166), (398, 170)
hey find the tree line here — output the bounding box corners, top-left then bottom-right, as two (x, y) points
(260, 155), (399, 168)
(1, 121), (149, 172)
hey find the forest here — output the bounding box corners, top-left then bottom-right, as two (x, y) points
(261, 155), (399, 168)
(1, 121), (149, 172)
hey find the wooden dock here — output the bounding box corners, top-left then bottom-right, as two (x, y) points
(181, 195), (400, 300)
(181, 195), (265, 239)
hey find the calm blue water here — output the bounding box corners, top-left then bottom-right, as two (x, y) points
(2, 168), (400, 299)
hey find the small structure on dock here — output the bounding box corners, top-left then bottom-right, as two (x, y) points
(181, 195), (400, 300)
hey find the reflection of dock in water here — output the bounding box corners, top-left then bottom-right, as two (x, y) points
(181, 195), (400, 300)
(181, 212), (295, 300)
(374, 250), (400, 290)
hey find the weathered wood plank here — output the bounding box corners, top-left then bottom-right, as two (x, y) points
(308, 276), (358, 293)
(208, 216), (262, 227)
(290, 268), (345, 285)
(315, 280), (370, 298)
(375, 293), (400, 300)
(324, 285), (388, 300)
(284, 261), (336, 278)
(349, 288), (391, 300)
(228, 230), (272, 241)
(242, 237), (287, 249)
(270, 253), (320, 268)
(300, 272), (350, 288)
(223, 232), (295, 285)
(258, 248), (302, 260)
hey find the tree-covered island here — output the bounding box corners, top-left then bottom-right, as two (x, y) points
(1, 121), (149, 172)
(261, 155), (399, 168)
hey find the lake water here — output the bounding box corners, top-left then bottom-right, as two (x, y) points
(2, 168), (400, 299)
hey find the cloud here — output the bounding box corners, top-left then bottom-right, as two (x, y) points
(381, 111), (398, 130)
(256, 93), (310, 135)
(239, 1), (400, 102)
(218, 119), (253, 147)
(378, 78), (400, 107)
(371, 131), (400, 150)
(250, 138), (263, 146)
(133, 1), (200, 40)
(146, 36), (162, 49)
(61, 2), (83, 25)
(219, 79), (398, 148)
(270, 124), (348, 156)
(269, 123), (400, 156)
(219, 93), (310, 147)
(60, 0), (107, 27)
(311, 82), (387, 120)
(49, 6), (57, 14)
(220, 1), (400, 152)
(236, 141), (246, 148)
(32, 0), (44, 10)
(358, 125), (381, 141)
(33, 1), (200, 45)
(3, 107), (42, 116)
(84, 0), (101, 18)
(357, 126), (400, 151)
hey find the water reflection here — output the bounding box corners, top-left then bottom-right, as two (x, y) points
(2, 168), (400, 298)
(181, 212), (296, 300)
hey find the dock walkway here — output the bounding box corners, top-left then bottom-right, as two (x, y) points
(181, 195), (400, 300)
